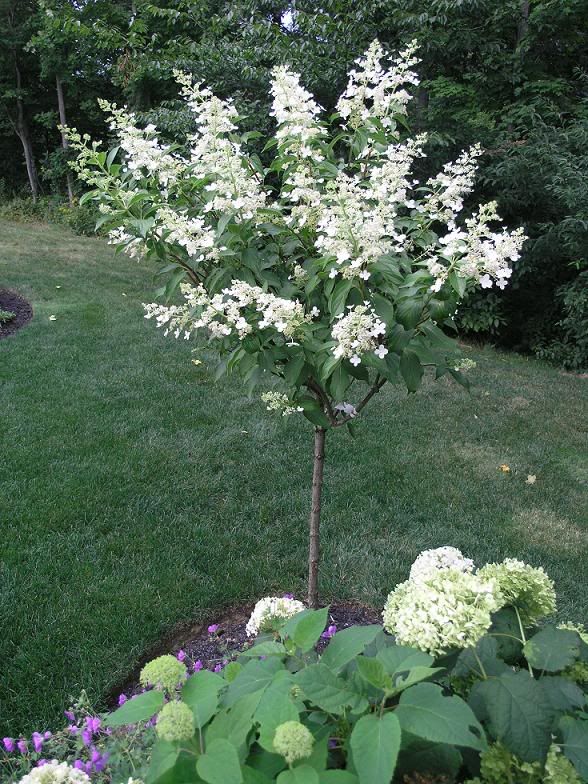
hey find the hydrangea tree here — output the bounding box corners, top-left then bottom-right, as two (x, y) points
(66, 41), (525, 608)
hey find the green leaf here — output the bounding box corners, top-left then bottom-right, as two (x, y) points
(489, 607), (523, 663)
(396, 297), (423, 329)
(524, 627), (581, 672)
(454, 637), (510, 678)
(540, 676), (586, 713)
(182, 670), (225, 729)
(242, 766), (273, 784)
(371, 293), (394, 326)
(349, 713), (401, 784)
(400, 350), (424, 393)
(396, 683), (486, 751)
(240, 641), (287, 658)
(295, 663), (367, 714)
(255, 675), (299, 752)
(282, 608), (329, 653)
(277, 766), (320, 784)
(206, 691), (261, 749)
(145, 740), (187, 784)
(284, 354), (306, 386)
(320, 625), (381, 673)
(355, 656), (391, 691)
(224, 657), (285, 707)
(391, 666), (445, 694)
(376, 646), (433, 678)
(299, 398), (331, 428)
(105, 689), (164, 727)
(224, 662), (242, 683)
(395, 739), (462, 781)
(329, 364), (351, 400)
(319, 773), (358, 784)
(196, 738), (243, 784)
(469, 671), (553, 761)
(559, 716), (588, 779)
(329, 279), (354, 317)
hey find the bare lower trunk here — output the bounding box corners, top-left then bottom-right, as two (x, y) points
(307, 426), (326, 608)
(13, 61), (40, 201)
(56, 76), (74, 206)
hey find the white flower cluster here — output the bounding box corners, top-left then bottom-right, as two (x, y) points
(107, 226), (146, 259)
(176, 73), (267, 221)
(270, 66), (325, 155)
(383, 554), (503, 656)
(336, 39), (419, 131)
(154, 206), (216, 260)
(18, 761), (90, 784)
(368, 136), (426, 207)
(331, 303), (387, 366)
(261, 391), (303, 416)
(283, 165), (324, 229)
(144, 281), (311, 341)
(246, 596), (306, 636)
(423, 144), (482, 225)
(409, 546), (474, 583)
(99, 101), (183, 188)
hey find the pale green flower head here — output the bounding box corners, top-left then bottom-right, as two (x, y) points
(273, 721), (314, 765)
(383, 568), (503, 656)
(140, 655), (187, 693)
(155, 700), (195, 742)
(478, 558), (556, 626)
(18, 761), (90, 784)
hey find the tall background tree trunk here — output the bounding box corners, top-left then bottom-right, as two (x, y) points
(56, 75), (74, 206)
(14, 60), (40, 201)
(307, 426), (326, 608)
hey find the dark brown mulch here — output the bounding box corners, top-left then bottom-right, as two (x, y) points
(105, 601), (381, 708)
(0, 289), (33, 339)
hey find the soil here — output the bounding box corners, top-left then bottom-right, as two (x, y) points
(0, 289), (33, 339)
(105, 601), (381, 708)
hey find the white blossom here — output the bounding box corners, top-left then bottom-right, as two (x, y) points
(331, 303), (387, 363)
(409, 546), (475, 584)
(17, 761), (90, 784)
(270, 66), (325, 153)
(261, 391), (303, 416)
(246, 596), (305, 636)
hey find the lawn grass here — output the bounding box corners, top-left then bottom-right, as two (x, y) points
(1, 219), (587, 736)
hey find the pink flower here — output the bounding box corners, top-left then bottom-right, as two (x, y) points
(43, 732), (52, 740)
(321, 625), (337, 639)
(207, 624), (219, 634)
(193, 660), (203, 672)
(176, 650), (186, 662)
(118, 694), (127, 706)
(37, 759), (48, 767)
(213, 663), (222, 673)
(31, 733), (43, 754)
(283, 593), (294, 599)
(17, 739), (27, 755)
(3, 738), (15, 753)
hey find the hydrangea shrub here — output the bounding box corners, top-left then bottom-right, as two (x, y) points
(3, 550), (588, 783)
(66, 41), (526, 607)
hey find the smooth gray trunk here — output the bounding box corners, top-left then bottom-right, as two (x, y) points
(307, 427), (326, 608)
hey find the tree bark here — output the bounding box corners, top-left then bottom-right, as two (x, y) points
(307, 426), (326, 609)
(56, 75), (74, 206)
(13, 60), (40, 201)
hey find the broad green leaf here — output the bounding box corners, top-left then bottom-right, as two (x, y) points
(396, 683), (486, 751)
(319, 773), (358, 784)
(376, 646), (433, 677)
(349, 713), (401, 784)
(277, 766), (320, 784)
(146, 740), (196, 784)
(224, 662), (242, 682)
(395, 738), (462, 781)
(371, 293), (394, 326)
(295, 663), (367, 714)
(224, 657), (285, 707)
(242, 766), (273, 784)
(489, 607), (524, 663)
(540, 676), (586, 713)
(282, 607), (329, 653)
(240, 641), (287, 657)
(182, 670), (225, 729)
(454, 637), (510, 678)
(400, 350), (424, 393)
(391, 666), (445, 694)
(329, 364), (351, 400)
(355, 656), (391, 691)
(105, 689), (164, 727)
(396, 297), (423, 329)
(329, 279), (354, 317)
(469, 671), (553, 761)
(320, 625), (381, 672)
(559, 716), (588, 779)
(524, 627), (581, 672)
(206, 690), (261, 748)
(255, 677), (299, 752)
(196, 738), (242, 784)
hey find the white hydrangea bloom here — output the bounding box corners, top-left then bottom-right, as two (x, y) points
(270, 66), (325, 153)
(246, 596), (306, 636)
(144, 281), (311, 341)
(175, 73), (267, 222)
(262, 391), (304, 416)
(409, 546), (475, 583)
(154, 207), (216, 259)
(331, 303), (387, 365)
(107, 226), (147, 259)
(337, 39), (419, 131)
(423, 144), (483, 226)
(18, 761), (90, 784)
(383, 569), (503, 656)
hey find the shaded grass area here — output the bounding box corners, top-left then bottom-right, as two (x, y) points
(1, 219), (587, 735)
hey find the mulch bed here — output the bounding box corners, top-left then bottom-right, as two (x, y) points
(105, 601), (381, 708)
(0, 289), (33, 339)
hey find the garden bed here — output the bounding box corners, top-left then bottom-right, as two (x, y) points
(0, 289), (32, 339)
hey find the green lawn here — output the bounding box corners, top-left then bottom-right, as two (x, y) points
(1, 219), (587, 736)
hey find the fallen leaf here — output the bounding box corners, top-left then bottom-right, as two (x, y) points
(499, 464), (511, 473)
(526, 475), (537, 484)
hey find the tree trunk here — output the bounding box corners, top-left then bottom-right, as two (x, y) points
(307, 426), (326, 608)
(13, 61), (40, 201)
(56, 75), (74, 206)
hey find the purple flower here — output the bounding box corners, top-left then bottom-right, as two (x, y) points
(85, 762), (93, 776)
(283, 593), (294, 599)
(67, 725), (78, 735)
(94, 753), (108, 772)
(3, 738), (15, 753)
(17, 739), (28, 755)
(207, 624), (219, 635)
(213, 663), (222, 673)
(85, 716), (101, 733)
(321, 625), (337, 639)
(193, 660), (203, 672)
(37, 759), (48, 767)
(64, 710), (75, 722)
(43, 732), (52, 740)
(118, 693), (127, 706)
(91, 748), (101, 764)
(328, 738), (338, 750)
(176, 649), (186, 662)
(31, 732), (43, 754)
(81, 729), (92, 747)
(73, 760), (84, 770)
